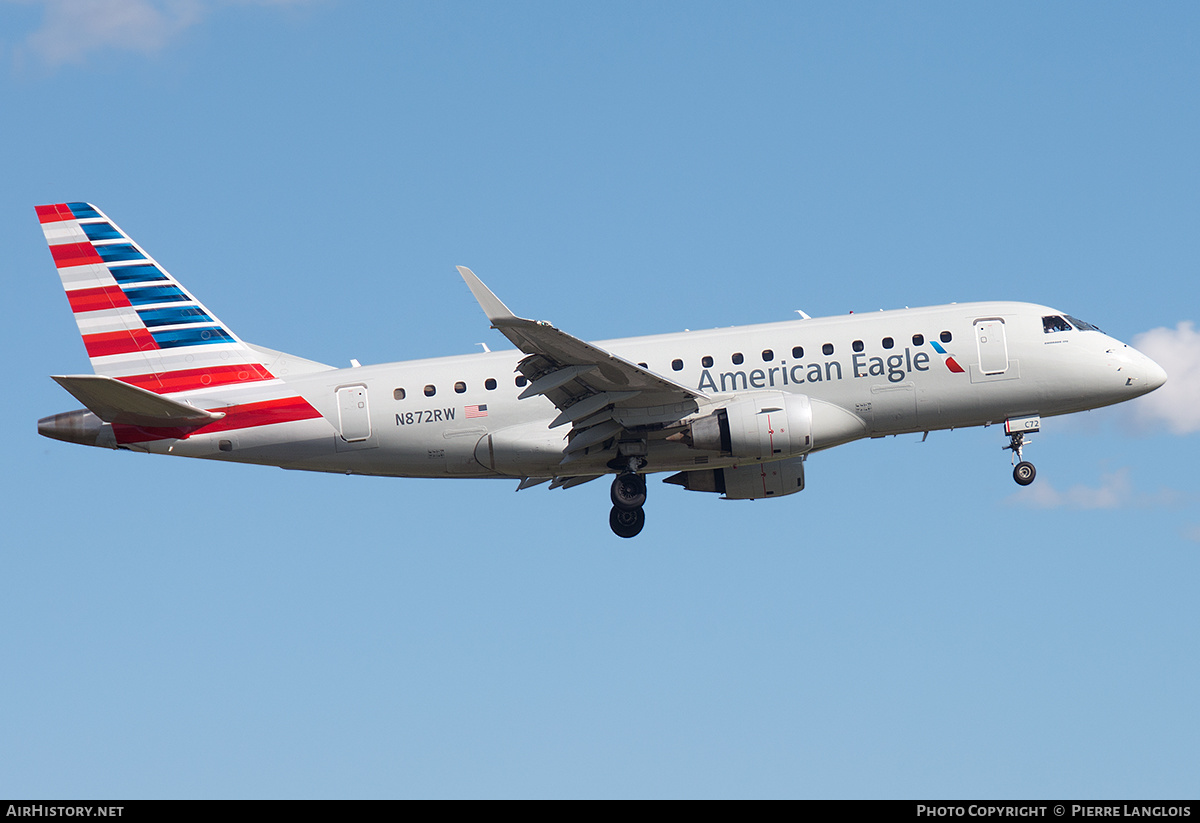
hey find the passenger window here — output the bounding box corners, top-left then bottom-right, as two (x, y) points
(515, 376), (527, 388)
(485, 378), (497, 391)
(912, 334), (924, 346)
(424, 384), (436, 397)
(702, 355), (713, 368)
(940, 331), (952, 343)
(732, 352), (744, 365)
(1043, 315), (1072, 333)
(822, 343), (834, 356)
(671, 359), (683, 371)
(454, 381), (466, 394)
(393, 388), (406, 400)
(882, 337), (894, 349)
(761, 349), (774, 362)
(852, 340), (864, 353)
(791, 346), (803, 359)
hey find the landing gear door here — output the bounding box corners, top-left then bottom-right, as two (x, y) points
(974, 318), (1009, 375)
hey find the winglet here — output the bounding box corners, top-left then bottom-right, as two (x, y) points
(457, 266), (517, 324)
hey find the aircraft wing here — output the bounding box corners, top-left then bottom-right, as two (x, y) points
(458, 267), (707, 464)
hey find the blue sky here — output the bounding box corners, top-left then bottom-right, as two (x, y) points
(2, 1), (1198, 799)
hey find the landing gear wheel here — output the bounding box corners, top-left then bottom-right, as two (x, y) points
(1004, 429), (1038, 487)
(1013, 461), (1036, 486)
(611, 472), (647, 510)
(609, 505), (645, 538)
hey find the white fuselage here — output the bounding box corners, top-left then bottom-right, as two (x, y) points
(127, 301), (1165, 481)
(34, 202), (1169, 537)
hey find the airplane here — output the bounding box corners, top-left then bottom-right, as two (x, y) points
(36, 202), (1168, 538)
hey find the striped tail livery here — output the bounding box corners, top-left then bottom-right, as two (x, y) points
(37, 202), (330, 450)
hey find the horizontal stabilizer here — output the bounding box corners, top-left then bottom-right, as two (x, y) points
(51, 374), (225, 427)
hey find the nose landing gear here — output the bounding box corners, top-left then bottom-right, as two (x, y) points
(1012, 453), (1036, 486)
(1003, 415), (1040, 486)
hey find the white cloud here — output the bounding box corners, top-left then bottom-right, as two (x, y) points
(1009, 467), (1194, 510)
(1130, 321), (1200, 435)
(10, 0), (311, 67)
(17, 0), (205, 65)
(1011, 468), (1134, 510)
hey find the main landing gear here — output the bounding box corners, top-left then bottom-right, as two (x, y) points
(1003, 415), (1041, 487)
(609, 462), (648, 538)
(609, 504), (645, 539)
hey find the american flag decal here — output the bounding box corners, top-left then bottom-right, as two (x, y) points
(465, 404), (488, 419)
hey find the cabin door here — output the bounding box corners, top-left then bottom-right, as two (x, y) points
(974, 318), (1009, 375)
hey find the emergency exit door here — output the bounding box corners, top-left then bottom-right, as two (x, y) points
(336, 385), (371, 442)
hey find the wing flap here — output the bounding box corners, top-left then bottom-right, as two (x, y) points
(549, 391), (641, 429)
(562, 420), (624, 455)
(517, 364), (598, 400)
(548, 474), (602, 490)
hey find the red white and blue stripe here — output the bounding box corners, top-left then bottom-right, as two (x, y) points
(39, 202), (323, 442)
(38, 202), (277, 394)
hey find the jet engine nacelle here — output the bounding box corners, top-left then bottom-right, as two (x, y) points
(664, 455), (806, 500)
(688, 392), (812, 461)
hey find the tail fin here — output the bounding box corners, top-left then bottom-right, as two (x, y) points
(37, 202), (289, 395)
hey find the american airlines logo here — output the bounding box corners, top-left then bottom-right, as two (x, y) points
(930, 340), (965, 373)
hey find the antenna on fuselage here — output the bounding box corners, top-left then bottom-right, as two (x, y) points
(794, 310), (811, 320)
(477, 343), (491, 353)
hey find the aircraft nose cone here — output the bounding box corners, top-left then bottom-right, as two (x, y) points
(1143, 355), (1168, 392)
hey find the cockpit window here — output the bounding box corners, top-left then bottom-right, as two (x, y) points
(1065, 315), (1102, 333)
(1043, 315), (1072, 333)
